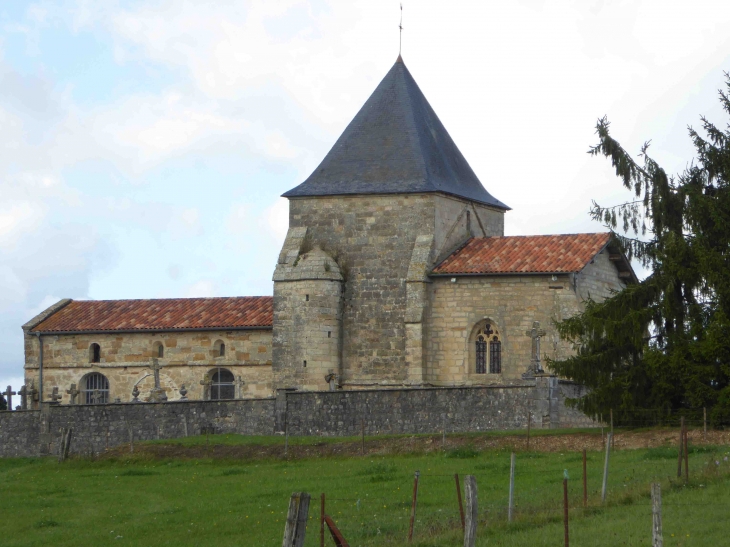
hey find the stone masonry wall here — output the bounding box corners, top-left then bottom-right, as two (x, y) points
(0, 399), (275, 458)
(0, 380), (596, 458)
(284, 193), (504, 387)
(426, 274), (582, 384)
(576, 249), (627, 301)
(24, 329), (274, 404)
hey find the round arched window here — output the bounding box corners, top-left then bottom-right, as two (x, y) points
(89, 343), (101, 363)
(82, 372), (109, 404)
(208, 368), (234, 400)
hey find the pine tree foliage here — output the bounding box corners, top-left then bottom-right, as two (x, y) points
(548, 75), (730, 424)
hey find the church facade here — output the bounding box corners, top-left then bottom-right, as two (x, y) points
(20, 57), (634, 407)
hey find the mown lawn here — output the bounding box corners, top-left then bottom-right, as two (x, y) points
(1, 432), (728, 546)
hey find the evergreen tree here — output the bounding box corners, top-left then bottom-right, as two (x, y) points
(548, 75), (730, 424)
(0, 394), (6, 411)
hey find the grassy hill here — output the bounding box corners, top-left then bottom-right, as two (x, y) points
(1, 429), (728, 546)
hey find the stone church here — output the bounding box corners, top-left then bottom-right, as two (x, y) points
(20, 56), (635, 407)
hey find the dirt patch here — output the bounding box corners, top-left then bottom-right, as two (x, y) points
(101, 428), (730, 462)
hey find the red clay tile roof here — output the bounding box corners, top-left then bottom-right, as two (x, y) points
(433, 233), (612, 275)
(31, 296), (273, 332)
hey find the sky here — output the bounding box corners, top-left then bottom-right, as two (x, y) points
(2, 0), (730, 392)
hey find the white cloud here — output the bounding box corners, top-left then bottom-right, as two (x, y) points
(183, 279), (217, 297)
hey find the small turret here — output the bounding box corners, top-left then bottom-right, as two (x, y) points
(272, 234), (343, 391)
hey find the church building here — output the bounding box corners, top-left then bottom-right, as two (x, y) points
(20, 56), (635, 407)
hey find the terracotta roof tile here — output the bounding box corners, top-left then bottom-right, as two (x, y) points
(31, 296), (273, 333)
(433, 233), (612, 275)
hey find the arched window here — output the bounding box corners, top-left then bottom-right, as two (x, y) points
(154, 342), (164, 358)
(489, 337), (502, 374)
(475, 336), (487, 374)
(82, 372), (109, 404)
(472, 322), (501, 375)
(209, 368), (234, 400)
(213, 339), (226, 358)
(89, 343), (101, 363)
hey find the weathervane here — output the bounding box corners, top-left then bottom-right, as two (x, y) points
(399, 3), (403, 55)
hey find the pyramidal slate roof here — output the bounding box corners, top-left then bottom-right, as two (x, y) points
(283, 56), (509, 209)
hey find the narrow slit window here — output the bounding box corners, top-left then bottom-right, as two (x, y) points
(90, 343), (101, 363)
(303, 360), (307, 368)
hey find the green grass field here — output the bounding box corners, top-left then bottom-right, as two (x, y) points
(1, 431), (729, 546)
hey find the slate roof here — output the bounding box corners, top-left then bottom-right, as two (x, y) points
(432, 233), (613, 275)
(283, 56), (509, 209)
(29, 296), (273, 333)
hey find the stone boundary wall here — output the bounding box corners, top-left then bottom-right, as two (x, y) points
(0, 378), (596, 458)
(284, 385), (535, 436)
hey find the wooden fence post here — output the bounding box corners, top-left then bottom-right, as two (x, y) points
(508, 452), (516, 522)
(463, 475), (478, 547)
(683, 424), (689, 483)
(651, 483), (663, 547)
(527, 412), (531, 451)
(582, 449), (587, 508)
(408, 471), (420, 543)
(563, 471), (569, 547)
(320, 493), (325, 547)
(282, 492), (310, 547)
(602, 433), (612, 504)
(455, 473), (465, 530)
(284, 419), (289, 459)
(677, 417), (684, 478)
(361, 419), (365, 456)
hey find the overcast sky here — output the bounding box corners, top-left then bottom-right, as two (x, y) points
(2, 0), (730, 392)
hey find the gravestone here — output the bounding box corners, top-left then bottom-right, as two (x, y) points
(28, 381), (39, 409)
(18, 384), (28, 410)
(48, 386), (62, 405)
(523, 321), (547, 378)
(66, 384), (79, 405)
(325, 372), (337, 392)
(148, 358), (168, 402)
(199, 375), (212, 401)
(235, 376), (245, 399)
(3, 386), (16, 410)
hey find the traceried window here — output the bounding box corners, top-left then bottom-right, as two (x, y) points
(89, 343), (101, 363)
(209, 368), (234, 400)
(489, 337), (502, 374)
(82, 372), (109, 404)
(476, 335), (487, 374)
(473, 322), (502, 375)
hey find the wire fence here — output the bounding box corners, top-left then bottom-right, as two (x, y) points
(275, 422), (730, 546)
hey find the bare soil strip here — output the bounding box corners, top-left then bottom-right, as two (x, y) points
(102, 428), (730, 461)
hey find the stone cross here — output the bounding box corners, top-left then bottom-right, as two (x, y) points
(48, 386), (62, 405)
(3, 386), (16, 410)
(18, 385), (28, 410)
(66, 384), (79, 405)
(150, 358), (163, 390)
(199, 375), (212, 400)
(235, 376), (245, 399)
(28, 381), (39, 407)
(525, 321), (547, 376)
